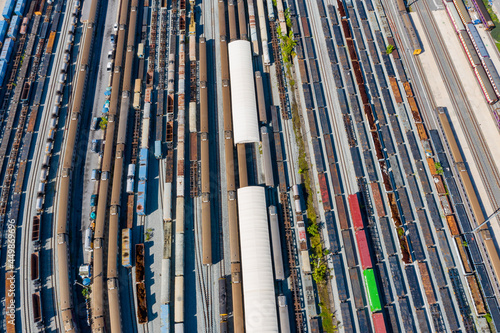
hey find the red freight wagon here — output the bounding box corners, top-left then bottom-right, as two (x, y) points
(348, 194), (364, 230)
(372, 312), (387, 333)
(355, 229), (373, 270)
(318, 173), (331, 211)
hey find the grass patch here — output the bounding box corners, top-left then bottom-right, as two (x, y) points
(290, 73), (337, 333)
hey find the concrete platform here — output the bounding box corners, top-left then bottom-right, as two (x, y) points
(432, 9), (500, 234)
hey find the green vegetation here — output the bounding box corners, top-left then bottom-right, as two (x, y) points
(290, 73), (336, 333)
(272, 0), (277, 6)
(277, 26), (297, 63)
(386, 44), (395, 54)
(435, 162), (443, 175)
(482, 0), (500, 52)
(99, 116), (108, 130)
(285, 8), (292, 30)
(82, 288), (89, 299)
(145, 228), (153, 241)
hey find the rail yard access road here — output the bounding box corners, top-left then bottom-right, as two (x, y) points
(2, 0), (500, 332)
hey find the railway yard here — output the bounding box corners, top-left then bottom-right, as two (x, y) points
(3, 0), (500, 332)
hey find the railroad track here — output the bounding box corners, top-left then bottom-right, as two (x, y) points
(414, 0), (500, 295)
(303, 0), (355, 196)
(18, 2), (76, 331)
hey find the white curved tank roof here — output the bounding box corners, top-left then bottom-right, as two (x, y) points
(237, 186), (279, 332)
(228, 40), (260, 144)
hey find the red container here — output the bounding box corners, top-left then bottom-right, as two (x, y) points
(372, 312), (387, 333)
(355, 230), (372, 270)
(348, 194), (363, 230)
(318, 173), (331, 212)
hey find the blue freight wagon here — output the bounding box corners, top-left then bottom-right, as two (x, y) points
(154, 140), (161, 159)
(14, 0), (26, 17)
(160, 304), (170, 333)
(0, 38), (14, 62)
(136, 179), (147, 216)
(7, 15), (20, 39)
(2, 0), (15, 20)
(139, 148), (148, 180)
(0, 60), (8, 86)
(0, 20), (8, 47)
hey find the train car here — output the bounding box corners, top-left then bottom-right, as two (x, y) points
(396, 0), (422, 54)
(458, 30), (481, 66)
(0, 59), (8, 86)
(19, 16), (28, 34)
(32, 292), (43, 327)
(453, 0), (472, 24)
(363, 268), (382, 312)
(475, 65), (498, 104)
(277, 295), (291, 332)
(84, 228), (92, 252)
(32, 215), (41, 247)
(348, 194), (364, 230)
(7, 15), (20, 40)
(467, 23), (488, 57)
(2, 0), (15, 20)
(133, 92), (141, 110)
(0, 20), (9, 46)
(355, 230), (372, 270)
(136, 179), (147, 215)
(261, 127), (275, 187)
(31, 252), (40, 283)
(266, 0), (275, 21)
(34, 0), (45, 15)
(444, 0), (465, 32)
(163, 183), (172, 221)
(482, 57), (500, 97)
(297, 220), (307, 250)
(122, 228), (131, 268)
(268, 206), (285, 280)
(14, 0), (26, 17)
(471, 0), (494, 29)
(219, 278), (227, 316)
(292, 184), (302, 214)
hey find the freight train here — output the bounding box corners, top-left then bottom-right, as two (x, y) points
(396, 0), (422, 54)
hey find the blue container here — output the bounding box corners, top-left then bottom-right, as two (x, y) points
(154, 140), (162, 159)
(136, 179), (146, 216)
(160, 304), (170, 333)
(0, 38), (14, 62)
(2, 0), (15, 20)
(0, 20), (8, 46)
(139, 148), (148, 180)
(0, 60), (7, 86)
(14, 0), (25, 17)
(7, 15), (20, 39)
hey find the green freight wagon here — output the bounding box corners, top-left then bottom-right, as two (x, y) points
(363, 268), (382, 312)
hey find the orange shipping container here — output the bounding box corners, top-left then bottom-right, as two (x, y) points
(370, 182), (386, 217)
(433, 175), (446, 194)
(418, 262), (437, 304)
(46, 31), (56, 54)
(403, 81), (413, 97)
(144, 88), (152, 103)
(446, 215), (460, 236)
(467, 275), (487, 315)
(455, 237), (473, 273)
(389, 77), (403, 104)
(416, 123), (428, 141)
(427, 158), (437, 175)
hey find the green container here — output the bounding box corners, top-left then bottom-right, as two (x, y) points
(363, 268), (382, 312)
